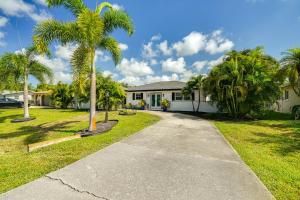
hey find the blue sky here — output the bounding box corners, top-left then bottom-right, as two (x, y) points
(0, 0), (299, 85)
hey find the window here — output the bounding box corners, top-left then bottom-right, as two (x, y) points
(133, 93), (143, 100)
(172, 92), (194, 101)
(284, 90), (289, 100)
(175, 93), (182, 100)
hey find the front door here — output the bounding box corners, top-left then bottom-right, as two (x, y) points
(150, 93), (162, 110)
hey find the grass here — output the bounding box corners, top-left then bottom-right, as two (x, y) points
(213, 112), (300, 200)
(0, 108), (160, 193)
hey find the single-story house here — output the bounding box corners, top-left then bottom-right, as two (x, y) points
(125, 81), (217, 112)
(0, 90), (51, 106)
(275, 85), (300, 113)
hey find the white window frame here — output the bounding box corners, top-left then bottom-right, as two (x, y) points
(135, 93), (143, 100)
(175, 92), (182, 101)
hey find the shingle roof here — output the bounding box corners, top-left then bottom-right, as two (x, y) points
(126, 81), (186, 92)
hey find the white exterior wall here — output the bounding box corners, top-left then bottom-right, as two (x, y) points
(1, 93), (33, 101)
(126, 90), (217, 113)
(276, 87), (300, 113)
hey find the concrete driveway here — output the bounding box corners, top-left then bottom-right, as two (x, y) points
(0, 111), (273, 200)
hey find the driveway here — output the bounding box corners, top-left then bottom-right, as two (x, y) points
(0, 111), (273, 200)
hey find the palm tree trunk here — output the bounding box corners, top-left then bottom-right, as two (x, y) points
(105, 103), (109, 123)
(88, 50), (97, 132)
(191, 100), (195, 112)
(196, 88), (201, 112)
(23, 68), (30, 119)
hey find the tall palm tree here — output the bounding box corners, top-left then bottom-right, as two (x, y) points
(0, 47), (53, 119)
(280, 48), (300, 96)
(34, 0), (134, 131)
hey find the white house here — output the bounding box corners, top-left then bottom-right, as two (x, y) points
(0, 90), (51, 106)
(125, 81), (217, 112)
(275, 85), (300, 113)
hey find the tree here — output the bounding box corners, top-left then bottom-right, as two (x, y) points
(96, 73), (125, 122)
(182, 75), (205, 112)
(0, 47), (53, 119)
(49, 82), (74, 109)
(204, 47), (281, 118)
(280, 48), (300, 96)
(34, 0), (134, 131)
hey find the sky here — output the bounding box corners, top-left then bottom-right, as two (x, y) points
(0, 0), (299, 86)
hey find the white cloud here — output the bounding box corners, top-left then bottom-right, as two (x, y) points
(95, 50), (111, 62)
(193, 61), (208, 72)
(35, 55), (72, 83)
(29, 10), (52, 22)
(150, 59), (158, 65)
(0, 0), (52, 22)
(112, 4), (124, 10)
(0, 16), (8, 27)
(119, 43), (128, 51)
(179, 70), (195, 82)
(151, 34), (162, 41)
(0, 32), (6, 47)
(116, 58), (154, 77)
(54, 44), (77, 60)
(171, 30), (234, 56)
(173, 32), (207, 56)
(102, 70), (118, 79)
(157, 40), (173, 56)
(142, 42), (157, 58)
(161, 57), (187, 74)
(208, 56), (224, 68)
(205, 30), (234, 54)
(34, 0), (47, 6)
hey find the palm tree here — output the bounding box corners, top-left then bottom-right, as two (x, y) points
(280, 48), (300, 96)
(204, 47), (280, 118)
(192, 75), (205, 112)
(182, 75), (205, 112)
(34, 0), (134, 131)
(96, 73), (125, 122)
(0, 47), (53, 119)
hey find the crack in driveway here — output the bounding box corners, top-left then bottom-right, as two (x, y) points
(45, 175), (109, 200)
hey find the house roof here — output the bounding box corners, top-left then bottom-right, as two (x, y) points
(126, 81), (186, 92)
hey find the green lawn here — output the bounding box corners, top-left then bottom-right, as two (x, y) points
(214, 114), (300, 200)
(0, 108), (160, 193)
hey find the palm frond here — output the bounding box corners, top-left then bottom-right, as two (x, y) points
(71, 44), (90, 95)
(98, 37), (121, 65)
(29, 61), (53, 83)
(77, 9), (104, 45)
(34, 20), (81, 53)
(95, 2), (112, 14)
(0, 53), (25, 90)
(102, 9), (134, 35)
(46, 0), (86, 16)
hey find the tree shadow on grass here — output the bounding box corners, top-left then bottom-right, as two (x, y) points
(0, 120), (80, 144)
(246, 121), (300, 133)
(247, 131), (300, 156)
(0, 114), (23, 123)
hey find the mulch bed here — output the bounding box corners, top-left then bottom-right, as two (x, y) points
(11, 117), (36, 123)
(78, 120), (119, 137)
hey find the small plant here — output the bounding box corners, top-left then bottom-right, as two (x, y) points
(125, 103), (132, 109)
(161, 99), (170, 111)
(139, 100), (146, 110)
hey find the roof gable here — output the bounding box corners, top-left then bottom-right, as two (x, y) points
(126, 81), (186, 92)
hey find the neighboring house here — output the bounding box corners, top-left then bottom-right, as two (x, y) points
(125, 81), (217, 112)
(0, 90), (51, 106)
(276, 85), (300, 113)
